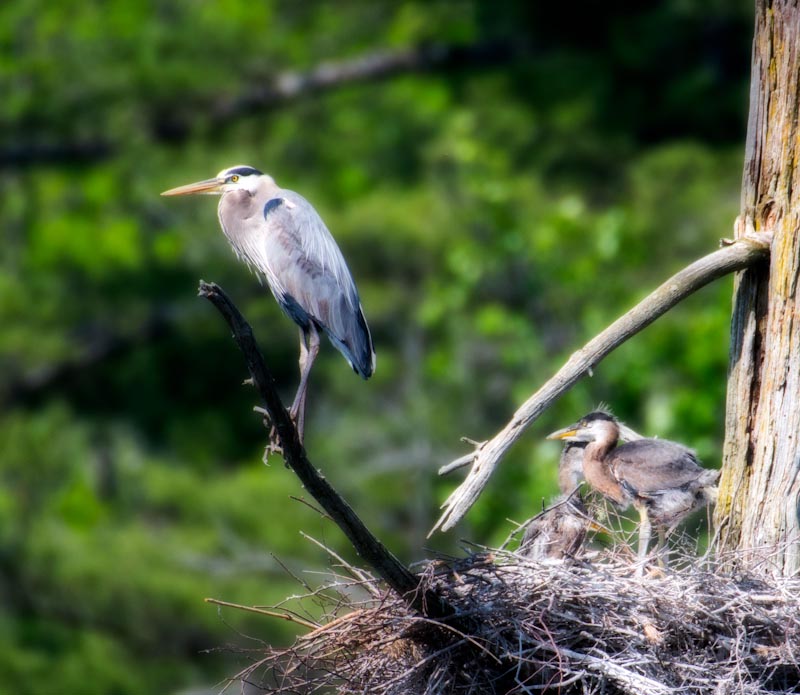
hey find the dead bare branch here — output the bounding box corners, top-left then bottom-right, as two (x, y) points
(210, 40), (518, 122)
(198, 280), (457, 622)
(431, 238), (770, 535)
(204, 597), (319, 630)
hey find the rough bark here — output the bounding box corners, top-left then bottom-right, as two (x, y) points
(716, 0), (800, 575)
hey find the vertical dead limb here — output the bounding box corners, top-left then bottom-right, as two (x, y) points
(717, 0), (800, 575)
(198, 280), (455, 620)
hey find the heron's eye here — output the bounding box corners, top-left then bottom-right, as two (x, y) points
(230, 175), (240, 183)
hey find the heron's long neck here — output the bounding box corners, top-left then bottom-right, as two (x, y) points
(558, 443), (586, 495)
(582, 439), (628, 505)
(217, 190), (262, 260)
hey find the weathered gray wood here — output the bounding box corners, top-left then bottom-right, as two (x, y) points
(716, 0), (800, 576)
(432, 240), (769, 535)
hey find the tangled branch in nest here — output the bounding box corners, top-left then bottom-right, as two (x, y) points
(225, 545), (800, 695)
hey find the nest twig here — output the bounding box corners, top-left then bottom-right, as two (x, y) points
(222, 545), (800, 695)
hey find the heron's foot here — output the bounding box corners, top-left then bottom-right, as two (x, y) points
(254, 406), (283, 461)
(254, 405), (270, 427)
(263, 428), (284, 462)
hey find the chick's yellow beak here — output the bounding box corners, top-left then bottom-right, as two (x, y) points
(161, 177), (224, 196)
(546, 426), (579, 440)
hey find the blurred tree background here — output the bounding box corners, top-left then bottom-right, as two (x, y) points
(0, 1), (753, 692)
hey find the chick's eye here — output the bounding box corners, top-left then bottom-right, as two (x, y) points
(230, 175), (239, 183)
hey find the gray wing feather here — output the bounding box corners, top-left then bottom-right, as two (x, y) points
(258, 192), (375, 377)
(611, 439), (710, 494)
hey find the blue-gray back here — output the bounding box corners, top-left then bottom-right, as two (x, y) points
(217, 184), (375, 378)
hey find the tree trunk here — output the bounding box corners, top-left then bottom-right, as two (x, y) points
(716, 0), (800, 576)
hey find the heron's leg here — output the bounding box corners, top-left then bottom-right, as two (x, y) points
(290, 323), (320, 442)
(657, 527), (669, 568)
(635, 505), (652, 577)
(289, 327), (309, 421)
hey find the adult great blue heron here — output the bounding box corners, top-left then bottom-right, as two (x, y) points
(162, 165), (375, 443)
(547, 411), (718, 569)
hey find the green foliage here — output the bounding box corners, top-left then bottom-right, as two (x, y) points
(1, 0), (752, 692)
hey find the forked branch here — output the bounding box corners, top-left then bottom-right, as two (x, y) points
(431, 237), (770, 535)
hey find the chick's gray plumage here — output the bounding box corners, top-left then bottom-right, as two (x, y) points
(609, 438), (719, 528)
(555, 414), (643, 496)
(524, 418), (645, 562)
(547, 410), (719, 569)
(557, 441), (589, 494)
(520, 494), (590, 561)
(520, 441), (593, 562)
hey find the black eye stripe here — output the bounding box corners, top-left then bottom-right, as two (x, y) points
(225, 166), (262, 178)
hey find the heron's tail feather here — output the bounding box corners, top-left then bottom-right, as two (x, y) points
(323, 303), (375, 379)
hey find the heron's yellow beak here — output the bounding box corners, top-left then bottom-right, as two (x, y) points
(546, 425), (579, 440)
(161, 177), (224, 196)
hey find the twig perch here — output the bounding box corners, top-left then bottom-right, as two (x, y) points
(204, 598), (319, 630)
(431, 238), (770, 535)
(198, 280), (455, 620)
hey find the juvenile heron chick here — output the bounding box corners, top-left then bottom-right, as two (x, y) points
(520, 440), (596, 562)
(162, 165), (375, 444)
(520, 491), (594, 561)
(556, 418), (643, 494)
(521, 419), (643, 561)
(547, 411), (718, 567)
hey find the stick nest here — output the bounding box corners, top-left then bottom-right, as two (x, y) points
(232, 547), (800, 695)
